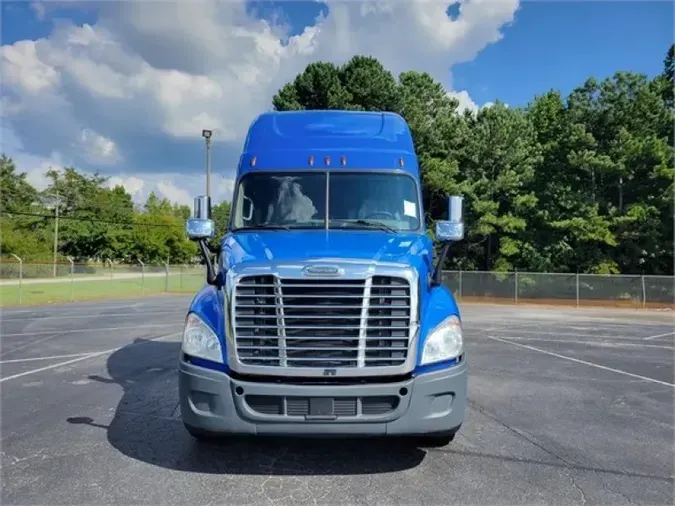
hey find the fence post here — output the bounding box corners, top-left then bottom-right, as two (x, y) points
(164, 261), (170, 293)
(515, 270), (519, 305)
(67, 256), (74, 301)
(576, 273), (580, 308)
(11, 254), (23, 304)
(139, 260), (145, 295)
(641, 275), (646, 309)
(458, 270), (463, 301)
(106, 258), (113, 281)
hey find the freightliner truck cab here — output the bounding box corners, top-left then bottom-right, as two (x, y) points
(179, 110), (467, 446)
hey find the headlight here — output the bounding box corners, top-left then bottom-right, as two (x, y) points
(420, 314), (463, 365)
(182, 312), (224, 363)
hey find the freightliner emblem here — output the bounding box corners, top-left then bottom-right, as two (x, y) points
(302, 265), (343, 277)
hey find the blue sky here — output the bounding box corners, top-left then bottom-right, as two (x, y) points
(4, 0), (671, 107)
(1, 0), (673, 205)
(451, 1), (674, 107)
(2, 2), (98, 43)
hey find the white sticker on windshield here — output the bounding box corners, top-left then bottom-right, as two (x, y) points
(403, 200), (417, 218)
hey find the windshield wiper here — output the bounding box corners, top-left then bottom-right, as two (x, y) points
(332, 219), (398, 233)
(235, 224), (291, 231)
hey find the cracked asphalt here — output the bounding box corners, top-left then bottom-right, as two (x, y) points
(1, 296), (673, 505)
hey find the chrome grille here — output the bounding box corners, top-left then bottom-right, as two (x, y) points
(232, 275), (412, 369)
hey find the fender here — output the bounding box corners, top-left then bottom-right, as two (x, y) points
(187, 284), (227, 364)
(415, 283), (463, 375)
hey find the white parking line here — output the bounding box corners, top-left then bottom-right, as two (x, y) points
(0, 310), (183, 322)
(490, 335), (674, 350)
(643, 331), (675, 341)
(484, 334), (675, 388)
(0, 332), (71, 357)
(0, 332), (181, 383)
(0, 353), (96, 364)
(0, 354), (110, 383)
(1, 303), (141, 315)
(472, 322), (553, 332)
(1, 323), (176, 337)
(480, 328), (650, 340)
(471, 328), (652, 341)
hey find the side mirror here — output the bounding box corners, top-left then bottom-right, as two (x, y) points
(187, 195), (219, 287)
(186, 218), (215, 241)
(435, 195), (464, 242)
(186, 196), (215, 241)
(431, 195), (464, 287)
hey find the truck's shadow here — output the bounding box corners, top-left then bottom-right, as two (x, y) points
(68, 338), (426, 475)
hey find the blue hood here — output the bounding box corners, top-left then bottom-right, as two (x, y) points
(221, 230), (434, 273)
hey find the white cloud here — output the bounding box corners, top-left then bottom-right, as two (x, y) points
(105, 172), (234, 207)
(2, 0), (518, 203)
(106, 175), (145, 197)
(447, 90), (501, 114)
(1, 122), (65, 190)
(14, 161), (234, 209)
(5, 122), (233, 206)
(156, 181), (192, 207)
(79, 128), (121, 163)
(2, 40), (60, 93)
(30, 2), (46, 22)
(448, 90), (480, 113)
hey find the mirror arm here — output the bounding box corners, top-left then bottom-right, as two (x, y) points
(208, 241), (221, 255)
(432, 242), (451, 287)
(198, 239), (220, 286)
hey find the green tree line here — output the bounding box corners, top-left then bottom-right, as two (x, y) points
(0, 158), (232, 265)
(273, 46), (674, 275)
(1, 45), (672, 274)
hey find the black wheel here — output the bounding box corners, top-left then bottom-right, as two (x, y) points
(184, 423), (222, 443)
(413, 430), (457, 448)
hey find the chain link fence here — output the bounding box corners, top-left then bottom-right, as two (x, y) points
(0, 260), (673, 309)
(0, 260), (206, 306)
(442, 270), (674, 309)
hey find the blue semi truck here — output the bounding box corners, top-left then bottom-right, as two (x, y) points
(179, 109), (467, 446)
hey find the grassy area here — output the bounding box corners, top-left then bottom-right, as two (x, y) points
(4, 268), (670, 309)
(1, 272), (206, 306)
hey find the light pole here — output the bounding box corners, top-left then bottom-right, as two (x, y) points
(41, 185), (61, 277)
(53, 186), (59, 277)
(202, 129), (212, 199)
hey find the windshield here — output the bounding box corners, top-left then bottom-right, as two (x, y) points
(230, 171), (421, 232)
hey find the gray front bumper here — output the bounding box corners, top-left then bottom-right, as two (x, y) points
(178, 358), (467, 437)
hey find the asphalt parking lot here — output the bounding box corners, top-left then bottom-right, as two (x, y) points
(1, 296), (673, 505)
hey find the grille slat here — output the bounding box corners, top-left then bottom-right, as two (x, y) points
(235, 336), (407, 341)
(237, 346), (407, 351)
(233, 274), (412, 369)
(236, 304), (410, 309)
(236, 283), (406, 289)
(233, 314), (410, 320)
(245, 395), (398, 417)
(236, 294), (381, 299)
(236, 325), (406, 330)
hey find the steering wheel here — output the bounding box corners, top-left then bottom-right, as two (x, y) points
(363, 211), (396, 220)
